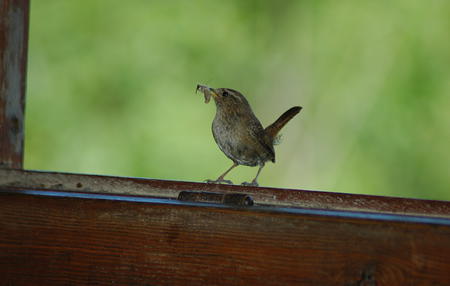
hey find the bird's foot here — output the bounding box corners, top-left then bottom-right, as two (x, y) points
(241, 181), (259, 187)
(205, 179), (233, 185)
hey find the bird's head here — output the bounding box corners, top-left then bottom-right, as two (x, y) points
(196, 84), (250, 112)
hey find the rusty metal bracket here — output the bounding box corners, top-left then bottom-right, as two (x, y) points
(178, 191), (254, 206)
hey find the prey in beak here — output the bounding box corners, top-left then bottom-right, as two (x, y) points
(196, 84), (217, 104)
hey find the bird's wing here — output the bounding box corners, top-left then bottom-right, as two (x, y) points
(248, 120), (275, 163)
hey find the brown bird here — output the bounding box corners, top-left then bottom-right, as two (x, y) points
(197, 84), (302, 186)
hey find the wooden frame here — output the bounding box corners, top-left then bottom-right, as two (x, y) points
(1, 1), (450, 285)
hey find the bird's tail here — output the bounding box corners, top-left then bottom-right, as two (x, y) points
(265, 106), (302, 141)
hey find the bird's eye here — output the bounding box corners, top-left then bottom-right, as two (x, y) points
(222, 91), (229, 97)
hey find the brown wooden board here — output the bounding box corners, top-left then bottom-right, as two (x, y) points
(1, 189), (450, 285)
(0, 0), (29, 169)
(1, 169), (450, 218)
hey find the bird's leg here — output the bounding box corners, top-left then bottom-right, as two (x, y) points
(242, 164), (265, 187)
(205, 162), (238, 185)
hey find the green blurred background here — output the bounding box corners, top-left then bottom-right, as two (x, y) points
(25, 0), (450, 200)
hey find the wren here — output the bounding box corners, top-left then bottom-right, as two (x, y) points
(197, 84), (302, 187)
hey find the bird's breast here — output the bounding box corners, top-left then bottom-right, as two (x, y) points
(212, 113), (274, 166)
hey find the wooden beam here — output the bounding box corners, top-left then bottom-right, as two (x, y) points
(1, 169), (450, 217)
(0, 0), (29, 169)
(1, 189), (450, 285)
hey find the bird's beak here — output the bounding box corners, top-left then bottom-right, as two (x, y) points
(196, 84), (218, 103)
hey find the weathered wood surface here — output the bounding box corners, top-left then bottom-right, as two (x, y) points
(1, 189), (450, 286)
(1, 168), (450, 217)
(0, 0), (29, 169)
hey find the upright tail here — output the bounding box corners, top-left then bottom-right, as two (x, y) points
(265, 106), (302, 140)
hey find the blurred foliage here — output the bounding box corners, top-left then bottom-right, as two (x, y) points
(25, 0), (450, 200)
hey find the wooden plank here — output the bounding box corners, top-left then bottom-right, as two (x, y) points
(1, 189), (450, 285)
(0, 0), (29, 169)
(1, 168), (450, 217)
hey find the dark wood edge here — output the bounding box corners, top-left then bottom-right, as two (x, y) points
(1, 168), (449, 218)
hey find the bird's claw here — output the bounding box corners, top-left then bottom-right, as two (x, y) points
(205, 179), (233, 185)
(241, 181), (259, 187)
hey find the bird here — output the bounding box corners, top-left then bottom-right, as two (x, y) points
(197, 84), (302, 187)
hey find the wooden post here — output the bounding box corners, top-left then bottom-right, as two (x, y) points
(0, 0), (29, 169)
